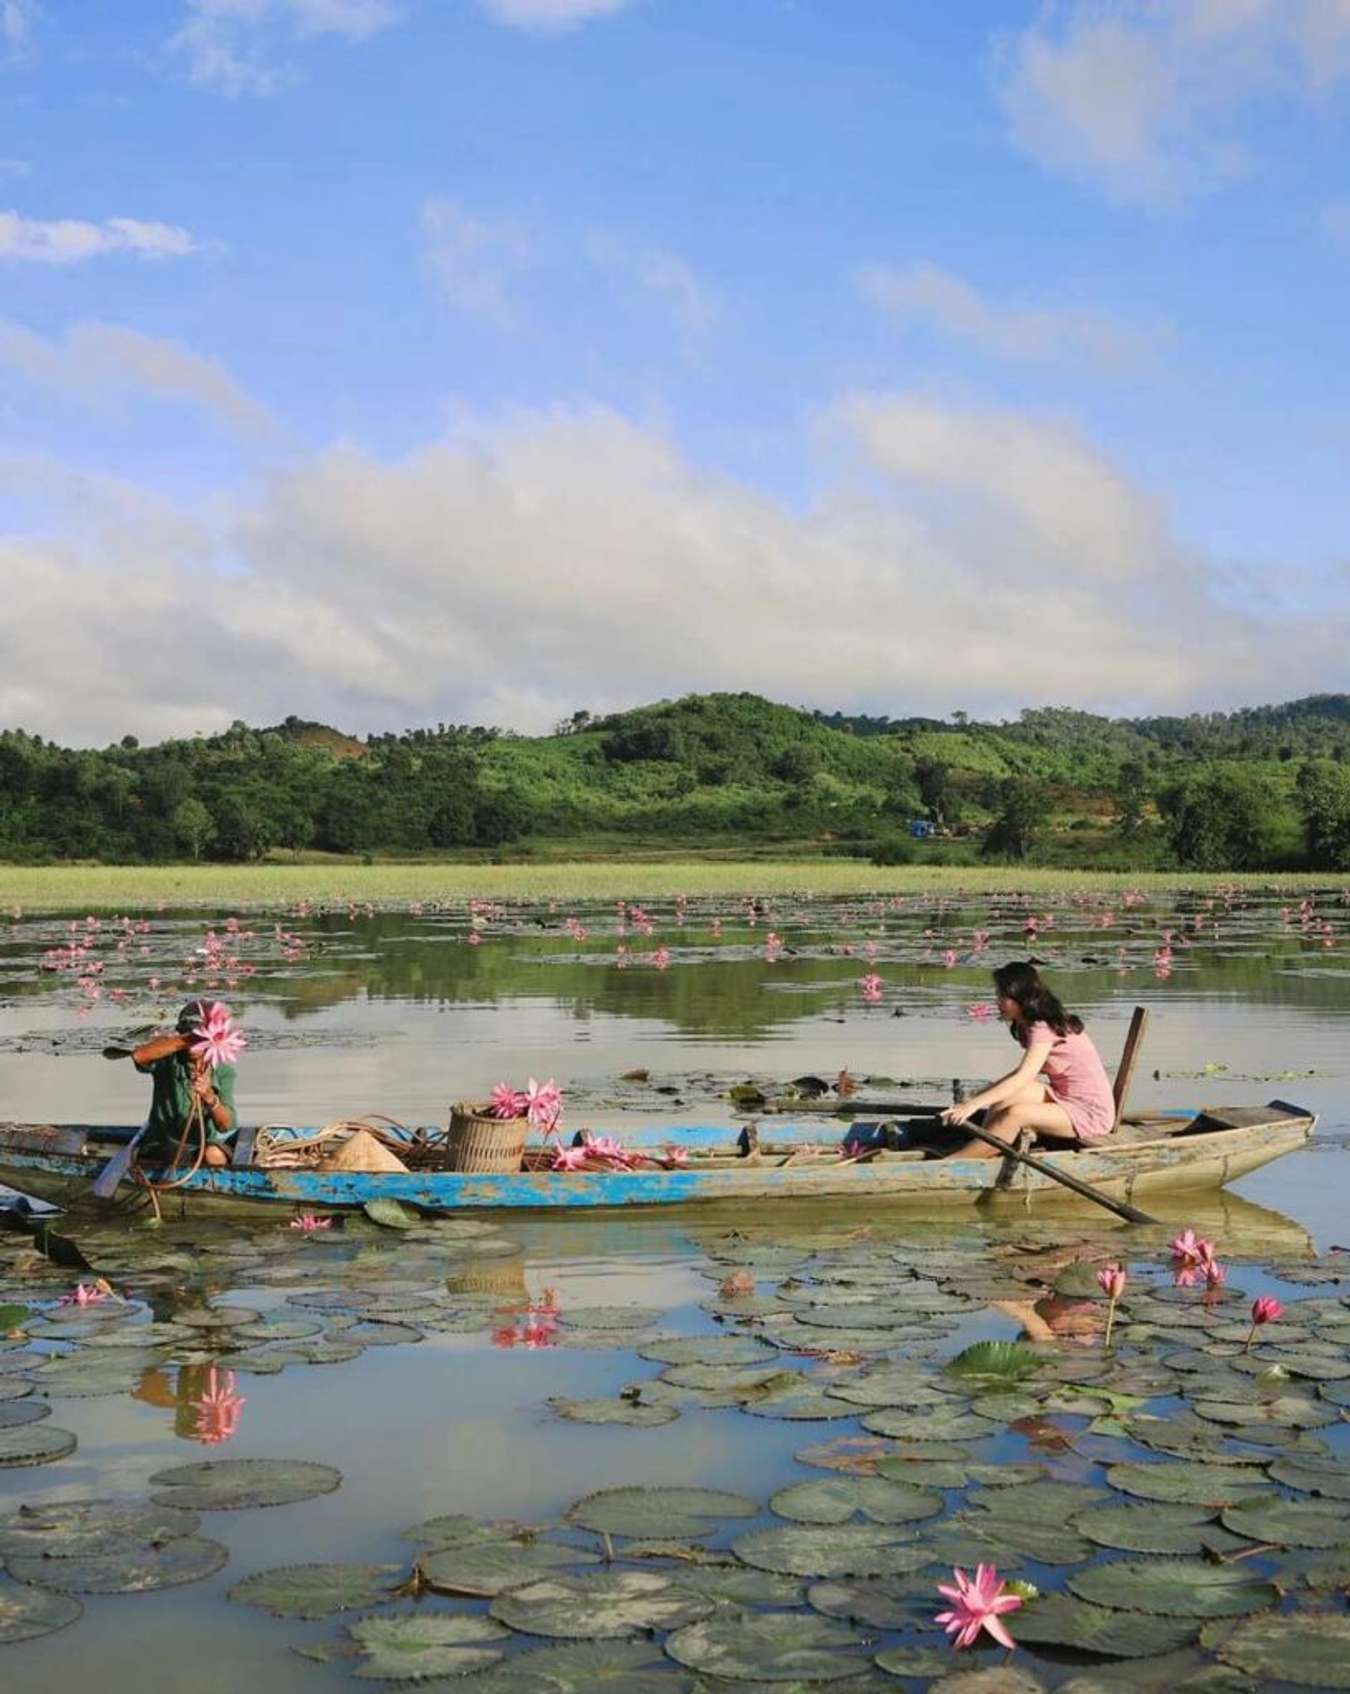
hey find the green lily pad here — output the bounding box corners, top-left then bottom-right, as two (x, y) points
(768, 1477), (943, 1526)
(175, 1305), (261, 1330)
(401, 1514), (531, 1549)
(969, 1481), (1109, 1522)
(421, 1540), (598, 1597)
(0, 1579), (82, 1643)
(228, 1562), (401, 1618)
(663, 1564), (804, 1606)
(1105, 1463), (1274, 1506)
(1221, 1496), (1350, 1547)
(0, 1380), (34, 1403)
(34, 1354), (161, 1398)
(823, 1368), (956, 1409)
(637, 1334), (778, 1367)
(0, 1424), (76, 1467)
(861, 1408), (998, 1440)
(732, 1522), (929, 1577)
(1068, 1559), (1281, 1617)
(448, 1637), (679, 1692)
(664, 1611), (867, 1682)
(8, 1534), (228, 1593)
(566, 1487), (757, 1540)
(362, 1198), (421, 1229)
(1010, 1592), (1200, 1657)
(490, 1570), (713, 1639)
(1055, 1650), (1254, 1694)
(741, 1386), (859, 1421)
(148, 1457), (342, 1510)
(661, 1363), (801, 1392)
(807, 1574), (936, 1629)
(549, 1397), (679, 1427)
(1191, 1395), (1337, 1429)
(794, 1436), (907, 1475)
(946, 1340), (1043, 1384)
(0, 1498), (200, 1558)
(929, 1670), (1050, 1694)
(333, 1320), (423, 1346)
(872, 1643), (963, 1679)
(1266, 1456), (1350, 1499)
(920, 1513), (1093, 1568)
(0, 1400), (49, 1430)
(1217, 1611), (1350, 1688)
(349, 1611), (509, 1678)
(1072, 1502), (1233, 1555)
(555, 1307), (661, 1331)
(233, 1316), (326, 1343)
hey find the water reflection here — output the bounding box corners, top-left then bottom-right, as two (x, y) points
(133, 1361), (247, 1445)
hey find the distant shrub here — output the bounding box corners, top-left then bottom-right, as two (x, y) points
(869, 834), (916, 866)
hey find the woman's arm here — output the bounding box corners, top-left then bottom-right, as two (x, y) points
(942, 1038), (1053, 1125)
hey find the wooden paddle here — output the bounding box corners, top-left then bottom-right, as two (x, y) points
(961, 1117), (1157, 1225)
(91, 1044), (142, 1197)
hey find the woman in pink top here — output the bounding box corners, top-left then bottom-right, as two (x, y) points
(941, 961), (1116, 1157)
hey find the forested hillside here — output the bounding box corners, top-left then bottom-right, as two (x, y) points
(4, 693), (1350, 871)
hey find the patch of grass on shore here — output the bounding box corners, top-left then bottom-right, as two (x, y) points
(0, 860), (1339, 911)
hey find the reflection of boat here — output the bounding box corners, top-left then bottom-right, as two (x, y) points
(0, 1103), (1316, 1218)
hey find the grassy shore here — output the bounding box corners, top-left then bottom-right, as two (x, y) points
(0, 861), (1339, 911)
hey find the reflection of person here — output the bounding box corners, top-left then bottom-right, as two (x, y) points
(131, 1000), (237, 1168)
(941, 962), (1115, 1158)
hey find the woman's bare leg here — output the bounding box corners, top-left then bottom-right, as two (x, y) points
(950, 1092), (1077, 1159)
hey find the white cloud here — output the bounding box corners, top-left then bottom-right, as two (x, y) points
(421, 198), (530, 324)
(585, 234), (719, 343)
(3, 398), (1343, 746)
(997, 1), (1350, 203)
(0, 211), (200, 264)
(168, 0), (401, 96)
(859, 260), (1162, 371)
(478, 0), (638, 31)
(0, 318), (272, 438)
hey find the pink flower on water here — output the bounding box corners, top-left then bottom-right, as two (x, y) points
(966, 1001), (994, 1021)
(1204, 1258), (1227, 1289)
(189, 1001), (246, 1069)
(490, 1082), (529, 1119)
(1245, 1294), (1284, 1352)
(650, 946), (670, 971)
(860, 972), (883, 1003)
(1096, 1263), (1127, 1300)
(289, 1213), (332, 1233)
(190, 1366), (246, 1445)
(57, 1280), (112, 1309)
(935, 1564), (1022, 1652)
(1170, 1229), (1217, 1284)
(942, 949), (957, 968)
(467, 931), (483, 946)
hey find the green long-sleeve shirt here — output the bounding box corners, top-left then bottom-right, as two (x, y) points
(134, 1054), (238, 1160)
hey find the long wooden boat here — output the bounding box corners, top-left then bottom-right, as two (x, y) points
(0, 1102), (1315, 1219)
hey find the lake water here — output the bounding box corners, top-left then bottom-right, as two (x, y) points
(0, 887), (1347, 1692)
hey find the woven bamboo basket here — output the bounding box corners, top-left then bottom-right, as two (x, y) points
(445, 1103), (527, 1173)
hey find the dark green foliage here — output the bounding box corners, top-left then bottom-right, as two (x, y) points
(3, 688), (1349, 866)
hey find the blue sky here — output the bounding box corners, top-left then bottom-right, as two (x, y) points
(3, 0), (1349, 743)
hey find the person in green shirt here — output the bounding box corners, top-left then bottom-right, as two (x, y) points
(132, 1000), (239, 1167)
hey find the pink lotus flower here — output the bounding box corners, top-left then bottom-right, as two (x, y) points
(1204, 1258), (1227, 1289)
(551, 1143), (589, 1172)
(582, 1131), (633, 1166)
(1096, 1263), (1127, 1300)
(490, 1082), (529, 1119)
(662, 1144), (689, 1166)
(57, 1279), (112, 1309)
(525, 1077), (563, 1133)
(1170, 1229), (1217, 1285)
(189, 1001), (246, 1069)
(467, 931), (482, 946)
(860, 972), (883, 1003)
(935, 1564), (1022, 1651)
(966, 1001), (993, 1020)
(190, 1366), (246, 1445)
(1244, 1294), (1284, 1351)
(289, 1213), (332, 1233)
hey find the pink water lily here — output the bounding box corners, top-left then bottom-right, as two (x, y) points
(490, 1082), (529, 1119)
(1245, 1294), (1284, 1351)
(1171, 1228), (1217, 1285)
(551, 1143), (589, 1172)
(57, 1279), (113, 1309)
(289, 1213), (332, 1233)
(580, 1131), (637, 1169)
(935, 1563), (1022, 1651)
(189, 1001), (246, 1069)
(525, 1077), (563, 1133)
(1097, 1263), (1126, 1349)
(190, 1366), (246, 1445)
(662, 1144), (689, 1166)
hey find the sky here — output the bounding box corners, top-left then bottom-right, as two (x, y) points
(2, 0), (1349, 746)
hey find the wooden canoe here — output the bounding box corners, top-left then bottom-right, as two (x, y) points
(0, 1102), (1316, 1219)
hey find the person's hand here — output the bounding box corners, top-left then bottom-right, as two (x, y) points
(189, 1069), (217, 1104)
(942, 1102), (974, 1128)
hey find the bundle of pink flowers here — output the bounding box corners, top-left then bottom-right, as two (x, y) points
(550, 1132), (688, 1173)
(489, 1077), (564, 1136)
(189, 1001), (247, 1069)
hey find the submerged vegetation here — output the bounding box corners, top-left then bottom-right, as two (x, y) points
(6, 690), (1350, 872)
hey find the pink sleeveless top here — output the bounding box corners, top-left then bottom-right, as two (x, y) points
(1023, 1021), (1116, 1141)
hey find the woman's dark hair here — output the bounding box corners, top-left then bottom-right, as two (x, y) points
(992, 961), (1083, 1042)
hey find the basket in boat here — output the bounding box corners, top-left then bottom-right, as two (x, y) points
(445, 1103), (527, 1173)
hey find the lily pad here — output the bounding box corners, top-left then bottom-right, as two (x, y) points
(823, 1367), (956, 1409)
(1068, 1559), (1280, 1617)
(363, 1198), (421, 1229)
(929, 1671), (1050, 1694)
(148, 1457), (342, 1510)
(872, 1643), (963, 1679)
(0, 1424), (76, 1467)
(449, 1638), (679, 1693)
(1217, 1611), (1350, 1688)
(401, 1515), (531, 1549)
(1105, 1462), (1273, 1506)
(663, 1565), (804, 1606)
(1220, 1496), (1350, 1547)
(741, 1386), (859, 1421)
(233, 1316), (326, 1343)
(807, 1573), (936, 1629)
(228, 1562), (401, 1618)
(637, 1334), (777, 1367)
(566, 1487), (757, 1540)
(549, 1397), (679, 1427)
(420, 1540), (598, 1597)
(555, 1307), (661, 1331)
(768, 1477), (943, 1526)
(920, 1513), (1093, 1568)
(794, 1437), (906, 1475)
(1266, 1456), (1350, 1499)
(0, 1580), (82, 1643)
(349, 1611), (509, 1678)
(0, 1400), (49, 1430)
(490, 1570), (712, 1639)
(1073, 1502), (1234, 1555)
(946, 1340), (1043, 1384)
(175, 1305), (261, 1330)
(35, 1354), (161, 1398)
(8, 1534), (228, 1593)
(969, 1481), (1109, 1522)
(860, 1407), (998, 1441)
(732, 1522), (929, 1577)
(664, 1610), (866, 1682)
(0, 1498), (200, 1558)
(1191, 1395), (1338, 1429)
(1011, 1592), (1200, 1657)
